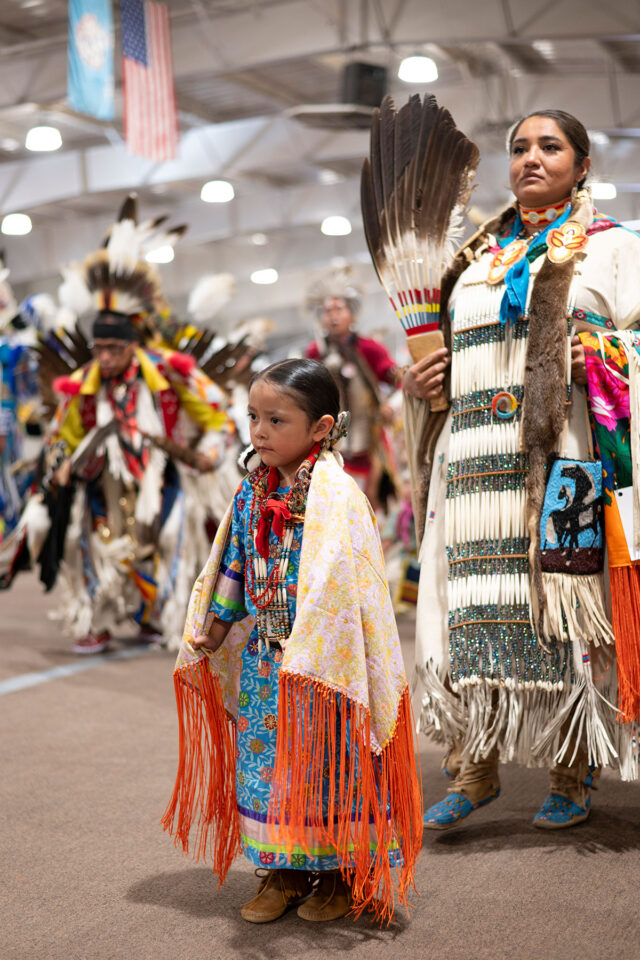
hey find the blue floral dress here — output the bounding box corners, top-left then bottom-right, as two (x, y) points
(209, 476), (342, 872)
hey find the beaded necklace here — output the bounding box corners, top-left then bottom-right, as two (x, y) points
(245, 441), (321, 648)
(519, 197), (571, 226)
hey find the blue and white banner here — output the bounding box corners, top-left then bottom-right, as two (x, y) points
(67, 0), (115, 120)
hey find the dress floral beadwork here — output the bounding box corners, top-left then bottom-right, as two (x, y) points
(210, 477), (344, 871)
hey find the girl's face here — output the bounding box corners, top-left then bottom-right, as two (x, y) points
(248, 378), (334, 483)
(509, 116), (590, 209)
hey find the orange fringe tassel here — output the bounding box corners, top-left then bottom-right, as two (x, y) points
(161, 659), (241, 884)
(610, 565), (640, 723)
(162, 660), (423, 924)
(269, 673), (423, 925)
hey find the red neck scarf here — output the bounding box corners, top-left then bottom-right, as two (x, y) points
(253, 441), (322, 560)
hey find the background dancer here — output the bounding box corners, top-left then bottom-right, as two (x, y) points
(305, 267), (399, 510)
(30, 198), (233, 654)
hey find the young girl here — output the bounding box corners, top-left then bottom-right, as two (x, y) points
(162, 358), (422, 924)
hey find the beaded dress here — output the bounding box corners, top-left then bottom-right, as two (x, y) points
(415, 210), (640, 773)
(209, 474), (390, 871)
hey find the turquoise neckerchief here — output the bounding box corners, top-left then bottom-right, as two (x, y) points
(497, 206), (572, 325)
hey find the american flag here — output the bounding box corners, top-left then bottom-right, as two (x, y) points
(120, 0), (178, 162)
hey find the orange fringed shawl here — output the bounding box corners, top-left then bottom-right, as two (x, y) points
(162, 451), (423, 923)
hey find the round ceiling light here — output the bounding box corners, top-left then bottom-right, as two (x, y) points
(2, 213), (32, 235)
(25, 125), (62, 152)
(398, 56), (438, 84)
(321, 216), (352, 236)
(145, 245), (175, 264)
(250, 268), (278, 285)
(591, 182), (617, 200)
(200, 179), (235, 203)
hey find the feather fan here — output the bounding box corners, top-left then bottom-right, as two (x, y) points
(34, 325), (92, 417)
(361, 94), (479, 409)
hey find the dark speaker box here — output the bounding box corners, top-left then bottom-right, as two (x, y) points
(341, 62), (387, 107)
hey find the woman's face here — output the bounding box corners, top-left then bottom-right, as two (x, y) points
(509, 116), (590, 209)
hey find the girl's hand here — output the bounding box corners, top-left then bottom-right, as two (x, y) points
(571, 335), (588, 386)
(191, 617), (232, 653)
(191, 631), (224, 653)
(402, 348), (451, 401)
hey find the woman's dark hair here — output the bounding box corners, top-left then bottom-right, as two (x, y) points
(250, 358), (340, 424)
(508, 109), (591, 188)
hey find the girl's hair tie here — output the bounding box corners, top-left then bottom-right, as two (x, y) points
(326, 410), (350, 450)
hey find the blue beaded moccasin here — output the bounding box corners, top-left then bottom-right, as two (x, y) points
(423, 789), (501, 831)
(532, 793), (591, 830)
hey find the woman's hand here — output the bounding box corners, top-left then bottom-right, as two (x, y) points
(402, 348), (451, 401)
(571, 335), (588, 386)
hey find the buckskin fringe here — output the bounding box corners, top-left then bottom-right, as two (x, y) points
(161, 658), (241, 884)
(268, 673), (423, 925)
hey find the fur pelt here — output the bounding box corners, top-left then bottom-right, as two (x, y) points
(522, 188), (594, 635)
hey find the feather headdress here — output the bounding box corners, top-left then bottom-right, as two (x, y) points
(304, 264), (363, 317)
(361, 93), (479, 408)
(60, 195), (186, 333)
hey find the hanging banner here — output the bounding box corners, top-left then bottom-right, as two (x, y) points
(67, 0), (115, 120)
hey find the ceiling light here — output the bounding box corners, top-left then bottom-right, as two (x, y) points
(250, 268), (278, 285)
(2, 213), (32, 236)
(531, 40), (554, 59)
(200, 179), (234, 203)
(25, 125), (62, 152)
(321, 216), (352, 236)
(398, 56), (438, 84)
(319, 168), (344, 185)
(0, 137), (20, 152)
(250, 232), (268, 246)
(591, 182), (617, 200)
(145, 245), (174, 264)
(589, 130), (610, 147)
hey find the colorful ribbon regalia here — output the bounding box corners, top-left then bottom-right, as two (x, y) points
(579, 330), (640, 723)
(0, 263), (39, 560)
(162, 451), (423, 923)
(0, 331), (38, 547)
(408, 186), (640, 778)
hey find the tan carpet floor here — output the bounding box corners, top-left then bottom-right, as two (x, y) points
(2, 572), (640, 960)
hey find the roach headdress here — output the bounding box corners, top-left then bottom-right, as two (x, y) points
(62, 194), (187, 340)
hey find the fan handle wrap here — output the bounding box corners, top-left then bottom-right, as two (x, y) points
(406, 330), (449, 412)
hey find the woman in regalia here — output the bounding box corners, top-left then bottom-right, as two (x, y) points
(404, 109), (640, 829)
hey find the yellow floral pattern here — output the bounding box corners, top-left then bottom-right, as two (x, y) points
(175, 451), (407, 753)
